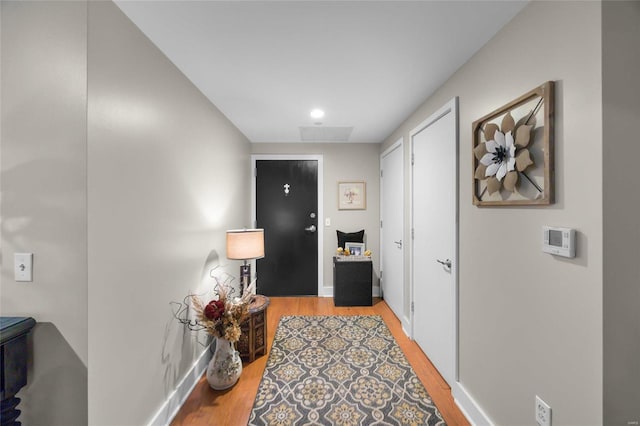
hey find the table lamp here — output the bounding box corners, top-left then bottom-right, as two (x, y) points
(226, 229), (265, 296)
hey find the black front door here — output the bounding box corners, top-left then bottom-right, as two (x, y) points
(256, 160), (318, 296)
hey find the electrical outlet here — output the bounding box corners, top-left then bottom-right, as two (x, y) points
(535, 395), (552, 426)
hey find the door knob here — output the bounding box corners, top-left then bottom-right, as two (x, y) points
(394, 240), (402, 249)
(436, 258), (452, 268)
(305, 225), (317, 233)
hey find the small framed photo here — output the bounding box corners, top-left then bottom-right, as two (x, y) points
(345, 242), (365, 256)
(338, 181), (366, 210)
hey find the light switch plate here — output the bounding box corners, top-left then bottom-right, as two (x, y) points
(14, 253), (33, 282)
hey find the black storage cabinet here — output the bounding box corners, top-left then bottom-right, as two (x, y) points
(1, 316), (36, 426)
(333, 257), (373, 306)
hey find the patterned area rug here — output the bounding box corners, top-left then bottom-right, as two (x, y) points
(249, 315), (446, 425)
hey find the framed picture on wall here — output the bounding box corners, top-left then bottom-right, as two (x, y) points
(345, 242), (365, 256)
(472, 81), (554, 206)
(338, 181), (366, 210)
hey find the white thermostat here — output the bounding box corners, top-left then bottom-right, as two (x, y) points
(542, 226), (575, 258)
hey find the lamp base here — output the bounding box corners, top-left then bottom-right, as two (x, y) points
(240, 263), (250, 297)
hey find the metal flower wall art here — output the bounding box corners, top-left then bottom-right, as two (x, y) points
(472, 81), (554, 206)
(475, 113), (534, 193)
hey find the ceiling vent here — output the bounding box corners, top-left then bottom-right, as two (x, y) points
(299, 126), (353, 142)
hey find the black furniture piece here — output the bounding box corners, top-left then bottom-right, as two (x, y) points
(333, 256), (373, 306)
(336, 229), (364, 249)
(1, 317), (35, 426)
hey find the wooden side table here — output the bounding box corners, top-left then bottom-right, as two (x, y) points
(236, 295), (269, 362)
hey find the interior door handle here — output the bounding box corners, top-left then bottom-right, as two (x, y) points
(436, 258), (452, 268)
(394, 240), (402, 248)
(305, 224), (317, 233)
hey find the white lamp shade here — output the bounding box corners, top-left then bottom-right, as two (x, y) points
(226, 229), (265, 260)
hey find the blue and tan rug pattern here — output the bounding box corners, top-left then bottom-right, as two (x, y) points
(249, 315), (446, 425)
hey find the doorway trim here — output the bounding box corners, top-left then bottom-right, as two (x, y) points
(251, 154), (324, 297)
(409, 96), (459, 375)
(380, 137), (407, 333)
(408, 98), (491, 426)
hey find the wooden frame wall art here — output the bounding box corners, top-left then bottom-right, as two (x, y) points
(472, 81), (554, 206)
(338, 181), (366, 210)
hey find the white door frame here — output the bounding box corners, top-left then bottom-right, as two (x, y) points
(409, 97), (459, 379)
(251, 154), (324, 296)
(380, 138), (408, 332)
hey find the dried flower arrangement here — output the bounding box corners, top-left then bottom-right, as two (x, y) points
(191, 281), (252, 343)
(172, 272), (254, 344)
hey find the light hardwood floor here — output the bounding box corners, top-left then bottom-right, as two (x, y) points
(171, 297), (470, 426)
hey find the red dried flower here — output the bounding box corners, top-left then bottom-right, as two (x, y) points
(203, 300), (225, 321)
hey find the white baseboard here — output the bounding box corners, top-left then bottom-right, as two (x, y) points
(320, 286), (333, 297)
(147, 345), (212, 426)
(401, 315), (411, 338)
(452, 382), (494, 426)
(320, 286), (381, 299)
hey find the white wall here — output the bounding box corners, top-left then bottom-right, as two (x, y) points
(2, 1), (251, 425)
(382, 2), (603, 425)
(602, 2), (640, 424)
(7, 1), (632, 424)
(87, 2), (251, 425)
(251, 143), (380, 294)
(1, 2), (88, 424)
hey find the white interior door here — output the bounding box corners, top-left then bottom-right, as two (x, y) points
(380, 140), (404, 325)
(411, 98), (458, 387)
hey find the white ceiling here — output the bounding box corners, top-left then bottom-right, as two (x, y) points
(115, 1), (527, 143)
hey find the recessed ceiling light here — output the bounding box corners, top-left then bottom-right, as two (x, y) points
(310, 109), (325, 119)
